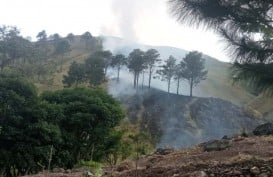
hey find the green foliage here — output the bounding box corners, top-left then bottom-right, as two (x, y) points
(157, 55), (177, 93)
(36, 30), (47, 42)
(42, 87), (125, 167)
(144, 49), (161, 88)
(128, 49), (146, 88)
(169, 0), (273, 94)
(93, 50), (113, 79)
(63, 61), (86, 87)
(111, 54), (127, 82)
(81, 31), (93, 49)
(0, 75), (62, 177)
(55, 39), (70, 56)
(232, 62), (273, 95)
(85, 55), (105, 86)
(174, 60), (185, 95)
(66, 33), (75, 42)
(0, 73), (125, 176)
(182, 51), (208, 96)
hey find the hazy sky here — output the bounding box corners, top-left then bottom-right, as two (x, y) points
(0, 0), (230, 62)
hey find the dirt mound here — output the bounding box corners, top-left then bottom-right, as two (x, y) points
(111, 135), (273, 177)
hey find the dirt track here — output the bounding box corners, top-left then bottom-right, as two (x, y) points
(111, 136), (273, 177)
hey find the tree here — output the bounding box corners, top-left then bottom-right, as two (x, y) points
(174, 61), (185, 95)
(55, 39), (71, 71)
(169, 0), (273, 93)
(0, 26), (33, 68)
(85, 54), (105, 86)
(157, 55), (177, 93)
(93, 50), (112, 80)
(42, 87), (124, 166)
(128, 49), (146, 88)
(0, 75), (62, 177)
(52, 33), (60, 41)
(81, 31), (93, 49)
(63, 61), (86, 87)
(36, 30), (47, 42)
(66, 33), (75, 42)
(111, 54), (127, 82)
(183, 51), (208, 97)
(144, 49), (160, 88)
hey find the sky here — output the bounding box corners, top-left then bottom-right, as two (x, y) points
(0, 0), (230, 62)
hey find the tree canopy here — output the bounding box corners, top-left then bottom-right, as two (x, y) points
(169, 0), (273, 93)
(0, 74), (125, 176)
(182, 51), (208, 97)
(157, 55), (177, 93)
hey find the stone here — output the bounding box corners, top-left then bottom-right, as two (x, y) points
(250, 166), (260, 175)
(155, 148), (175, 155)
(259, 173), (268, 177)
(202, 139), (231, 152)
(64, 169), (71, 173)
(83, 171), (94, 177)
(253, 123), (273, 136)
(52, 168), (65, 173)
(190, 171), (208, 177)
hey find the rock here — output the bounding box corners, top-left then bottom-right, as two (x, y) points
(222, 135), (231, 140)
(83, 171), (94, 177)
(64, 169), (71, 173)
(52, 168), (65, 173)
(116, 160), (134, 172)
(202, 139), (231, 152)
(259, 173), (268, 177)
(190, 171), (208, 177)
(250, 166), (260, 175)
(233, 170), (242, 175)
(253, 123), (273, 136)
(155, 148), (175, 155)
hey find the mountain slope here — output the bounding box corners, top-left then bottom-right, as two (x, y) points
(117, 88), (262, 148)
(112, 135), (273, 177)
(103, 36), (254, 105)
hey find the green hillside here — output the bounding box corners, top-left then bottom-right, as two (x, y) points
(102, 36), (254, 105)
(31, 35), (270, 119)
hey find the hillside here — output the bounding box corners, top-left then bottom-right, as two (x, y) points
(40, 35), (271, 122)
(112, 87), (262, 148)
(111, 135), (273, 177)
(103, 36), (254, 106)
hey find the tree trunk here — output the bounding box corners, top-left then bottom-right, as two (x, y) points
(133, 73), (136, 88)
(136, 73), (139, 90)
(190, 79), (193, 97)
(104, 66), (108, 81)
(148, 68), (152, 88)
(168, 78), (171, 93)
(142, 72), (145, 90)
(117, 67), (120, 82)
(177, 78), (180, 95)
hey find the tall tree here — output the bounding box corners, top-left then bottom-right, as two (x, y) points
(42, 88), (124, 166)
(66, 33), (75, 42)
(63, 61), (86, 87)
(85, 54), (105, 86)
(55, 39), (71, 71)
(157, 55), (177, 93)
(93, 50), (112, 80)
(36, 30), (47, 42)
(111, 54), (127, 82)
(183, 51), (208, 97)
(0, 26), (32, 68)
(169, 0), (273, 93)
(174, 61), (185, 95)
(128, 49), (146, 88)
(0, 75), (62, 177)
(81, 31), (93, 49)
(144, 49), (160, 88)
